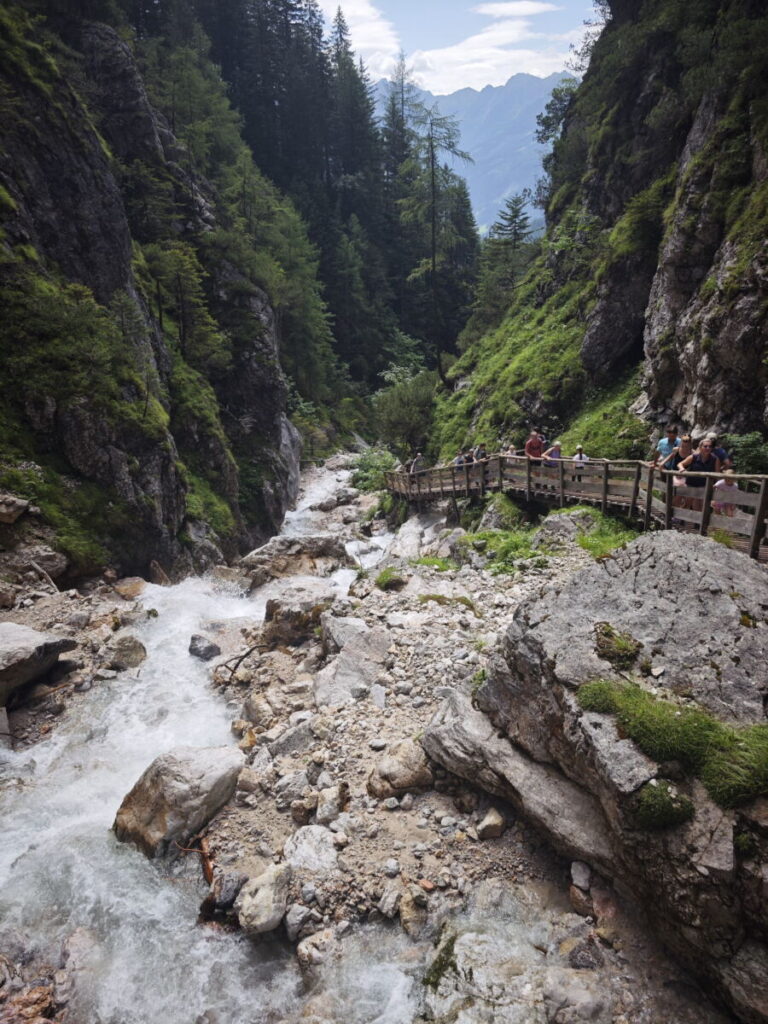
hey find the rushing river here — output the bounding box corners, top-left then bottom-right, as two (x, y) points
(0, 467), (421, 1024)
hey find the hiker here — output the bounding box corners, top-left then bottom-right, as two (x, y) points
(713, 469), (740, 517)
(659, 434), (694, 514)
(542, 440), (562, 467)
(571, 444), (589, 481)
(653, 425), (680, 465)
(473, 442), (488, 462)
(410, 452), (425, 474)
(452, 451), (464, 467)
(677, 438), (721, 510)
(524, 430), (544, 464)
(705, 433), (733, 469)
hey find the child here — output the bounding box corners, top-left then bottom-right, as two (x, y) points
(712, 470), (739, 517)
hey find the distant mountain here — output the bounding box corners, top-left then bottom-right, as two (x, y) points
(374, 72), (571, 233)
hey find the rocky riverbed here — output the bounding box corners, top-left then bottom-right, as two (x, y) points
(0, 457), (741, 1023)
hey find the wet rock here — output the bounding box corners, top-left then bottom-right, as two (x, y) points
(240, 536), (351, 589)
(568, 937), (605, 970)
(377, 880), (403, 919)
(569, 885), (594, 918)
(107, 634), (147, 671)
(262, 579), (336, 647)
(367, 738), (435, 799)
(189, 635), (221, 661)
(113, 577), (147, 600)
(296, 928), (338, 970)
(113, 745), (244, 857)
(234, 864), (291, 935)
(285, 902), (312, 941)
(0, 623), (77, 706)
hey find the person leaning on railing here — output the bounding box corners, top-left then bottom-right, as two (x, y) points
(676, 439), (721, 511)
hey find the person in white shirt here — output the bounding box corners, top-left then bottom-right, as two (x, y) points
(571, 444), (589, 482)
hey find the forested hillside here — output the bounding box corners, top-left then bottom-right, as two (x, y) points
(432, 0), (768, 461)
(0, 0), (479, 575)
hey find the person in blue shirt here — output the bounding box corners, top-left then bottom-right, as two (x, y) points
(704, 433), (732, 469)
(653, 426), (680, 464)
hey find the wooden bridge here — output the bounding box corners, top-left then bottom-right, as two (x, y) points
(385, 455), (768, 562)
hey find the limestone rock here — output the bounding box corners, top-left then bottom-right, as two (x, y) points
(107, 635), (147, 671)
(477, 808), (505, 839)
(188, 634), (221, 661)
(113, 745), (244, 857)
(313, 627), (391, 706)
(234, 864), (291, 935)
(0, 493), (29, 524)
(283, 825), (338, 874)
(113, 577), (147, 600)
(319, 612), (369, 656)
(367, 738), (434, 799)
(388, 512), (446, 561)
(262, 578), (336, 647)
(0, 623), (76, 706)
(240, 535), (351, 589)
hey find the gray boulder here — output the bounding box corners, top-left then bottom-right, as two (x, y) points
(113, 745), (244, 857)
(107, 634), (147, 671)
(313, 627), (390, 706)
(188, 634), (221, 661)
(240, 535), (351, 589)
(262, 578), (337, 647)
(319, 612), (369, 656)
(234, 864), (291, 935)
(283, 825), (338, 874)
(0, 494), (29, 524)
(0, 623), (76, 706)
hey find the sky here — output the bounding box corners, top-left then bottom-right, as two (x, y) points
(317, 0), (597, 94)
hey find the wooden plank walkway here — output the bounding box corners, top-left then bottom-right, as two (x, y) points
(385, 455), (768, 563)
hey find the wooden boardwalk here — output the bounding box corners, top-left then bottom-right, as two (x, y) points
(385, 455), (768, 562)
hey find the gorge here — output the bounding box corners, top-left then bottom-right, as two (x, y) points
(1, 0), (768, 1022)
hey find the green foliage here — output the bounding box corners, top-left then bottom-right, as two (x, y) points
(417, 593), (480, 616)
(351, 447), (398, 492)
(557, 372), (648, 460)
(375, 567), (406, 592)
(594, 622), (642, 670)
(470, 669), (487, 693)
(459, 527), (538, 574)
(634, 781), (694, 830)
(483, 492), (528, 530)
(424, 933), (458, 991)
(374, 369), (437, 458)
(721, 433), (768, 475)
(185, 473), (236, 538)
(578, 680), (768, 809)
(412, 556), (458, 572)
(574, 513), (638, 559)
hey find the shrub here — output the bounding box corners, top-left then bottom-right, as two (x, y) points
(634, 781), (694, 830)
(417, 593), (480, 616)
(375, 567), (406, 592)
(412, 556), (458, 571)
(594, 622), (642, 670)
(351, 447), (398, 492)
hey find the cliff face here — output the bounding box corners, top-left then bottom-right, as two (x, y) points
(434, 0), (768, 455)
(0, 10), (301, 576)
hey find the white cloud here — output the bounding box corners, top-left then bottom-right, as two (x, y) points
(317, 0), (401, 79)
(411, 13), (571, 93)
(472, 2), (562, 14)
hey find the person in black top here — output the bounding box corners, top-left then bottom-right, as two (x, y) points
(677, 439), (721, 510)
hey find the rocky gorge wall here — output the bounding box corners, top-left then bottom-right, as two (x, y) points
(0, 8), (301, 580)
(424, 528), (768, 1022)
(433, 0), (768, 456)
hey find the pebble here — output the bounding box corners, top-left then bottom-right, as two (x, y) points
(400, 793), (414, 811)
(383, 797), (399, 811)
(369, 738), (387, 751)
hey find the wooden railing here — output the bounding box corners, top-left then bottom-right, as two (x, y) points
(385, 455), (768, 561)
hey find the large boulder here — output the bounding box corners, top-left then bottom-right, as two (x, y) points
(388, 513), (446, 561)
(313, 627), (390, 706)
(0, 493), (29, 524)
(240, 535), (352, 589)
(113, 745), (244, 858)
(234, 864), (291, 935)
(425, 533), (768, 1022)
(283, 825), (338, 874)
(262, 578), (337, 647)
(0, 623), (76, 706)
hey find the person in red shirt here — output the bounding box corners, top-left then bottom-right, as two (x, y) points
(524, 430), (544, 464)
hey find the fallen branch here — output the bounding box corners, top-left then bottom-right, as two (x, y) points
(221, 643), (266, 679)
(30, 561), (59, 595)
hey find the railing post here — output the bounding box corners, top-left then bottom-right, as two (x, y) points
(451, 465), (457, 496)
(464, 463), (470, 498)
(415, 471), (421, 507)
(601, 462), (609, 513)
(439, 468), (444, 499)
(643, 465), (655, 530)
(664, 470), (674, 530)
(559, 460), (565, 507)
(628, 463), (642, 521)
(498, 455), (503, 491)
(749, 479), (768, 560)
(699, 476), (715, 536)
(480, 461), (486, 497)
(526, 458), (532, 502)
